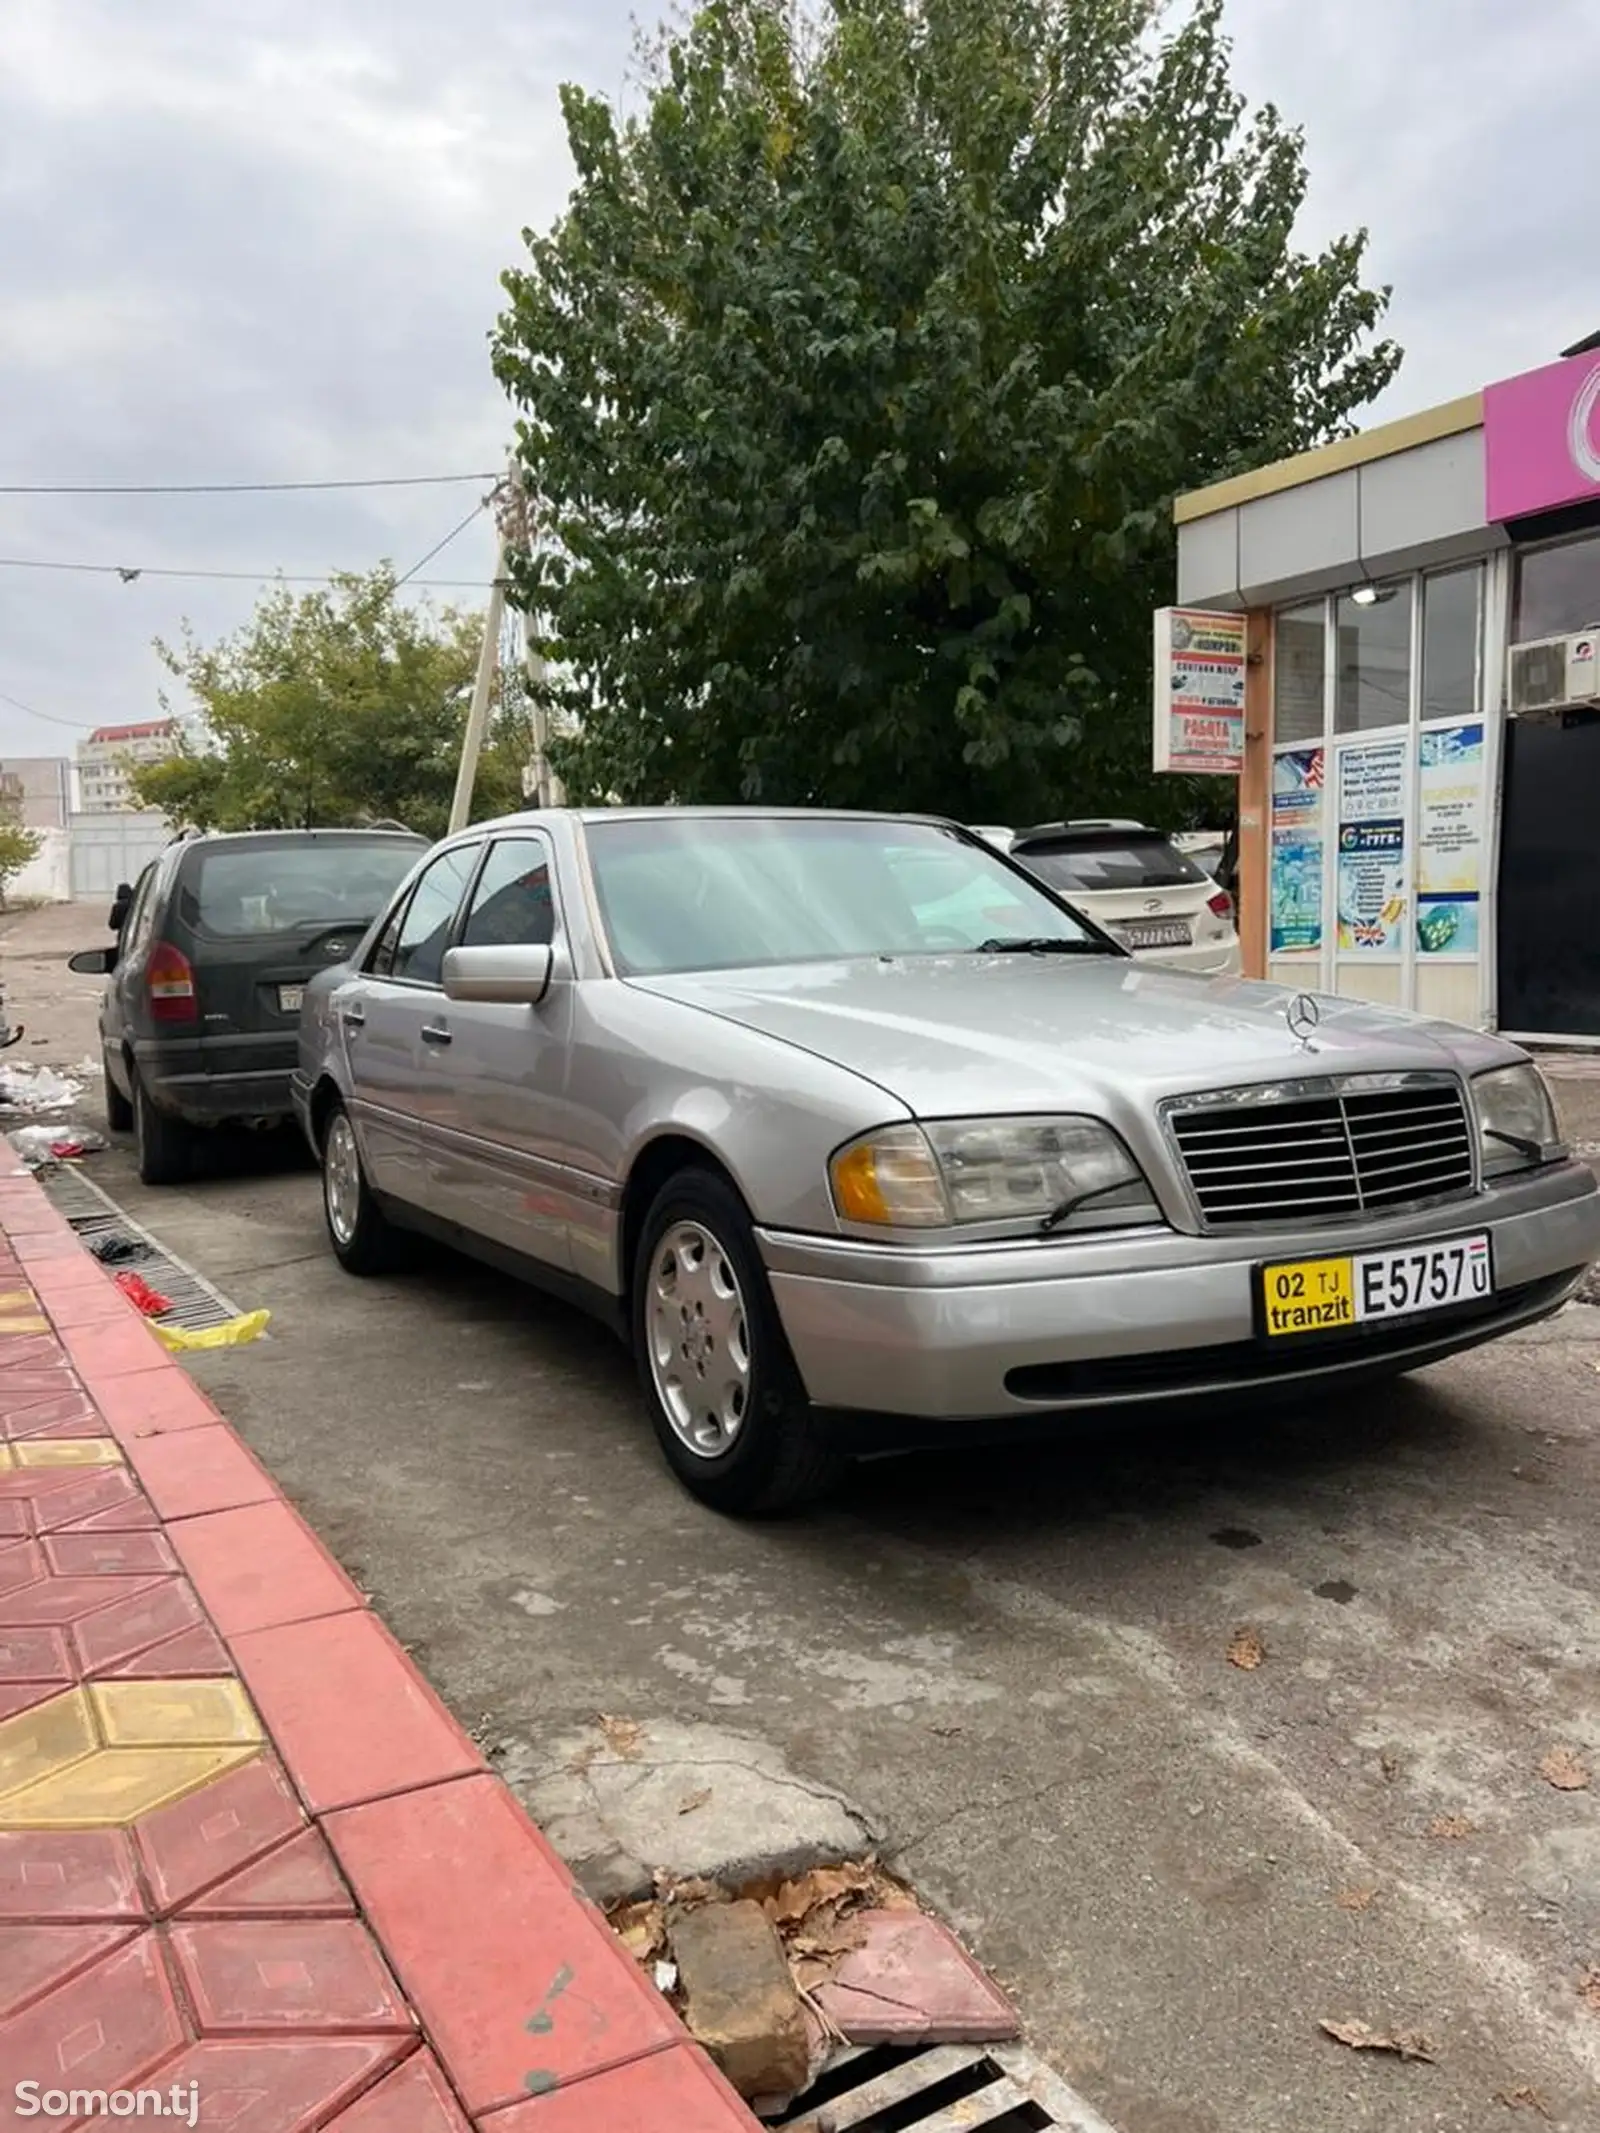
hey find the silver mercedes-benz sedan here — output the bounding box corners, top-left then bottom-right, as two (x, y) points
(293, 808), (1600, 1514)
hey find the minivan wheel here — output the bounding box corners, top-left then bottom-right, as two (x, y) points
(104, 1051), (133, 1134)
(132, 1072), (196, 1187)
(321, 1103), (400, 1274)
(632, 1167), (842, 1516)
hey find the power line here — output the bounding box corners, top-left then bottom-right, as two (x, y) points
(394, 499), (491, 589)
(0, 555), (490, 589)
(0, 471), (501, 496)
(0, 685), (95, 734)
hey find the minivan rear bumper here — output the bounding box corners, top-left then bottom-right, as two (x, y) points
(134, 1035), (297, 1125)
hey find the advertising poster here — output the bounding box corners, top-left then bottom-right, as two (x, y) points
(1337, 739), (1407, 952)
(1416, 723), (1484, 956)
(1152, 608), (1246, 773)
(1270, 747), (1324, 953)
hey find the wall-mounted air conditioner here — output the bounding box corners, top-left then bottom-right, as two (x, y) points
(1508, 629), (1600, 716)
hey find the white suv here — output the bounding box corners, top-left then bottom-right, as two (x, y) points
(1006, 818), (1241, 975)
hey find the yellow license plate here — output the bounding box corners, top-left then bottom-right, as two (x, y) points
(1259, 1256), (1355, 1336)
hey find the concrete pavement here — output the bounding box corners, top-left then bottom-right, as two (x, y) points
(5, 901), (1600, 2131)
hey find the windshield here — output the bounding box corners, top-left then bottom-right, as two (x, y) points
(1016, 834), (1205, 893)
(585, 816), (1102, 976)
(180, 838), (424, 938)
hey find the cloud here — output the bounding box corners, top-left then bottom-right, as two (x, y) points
(3, 0), (1595, 758)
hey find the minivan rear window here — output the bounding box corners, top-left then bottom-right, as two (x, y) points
(179, 838), (424, 937)
(1015, 835), (1205, 893)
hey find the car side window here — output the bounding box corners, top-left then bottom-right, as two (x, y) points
(458, 837), (557, 949)
(366, 889), (411, 979)
(121, 866), (159, 957)
(388, 845), (480, 988)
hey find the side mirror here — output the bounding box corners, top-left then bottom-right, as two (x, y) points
(68, 948), (115, 977)
(107, 900), (130, 933)
(441, 943), (553, 1006)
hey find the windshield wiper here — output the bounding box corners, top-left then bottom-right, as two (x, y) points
(975, 936), (1114, 956)
(1039, 1178), (1140, 1233)
(1483, 1125), (1546, 1160)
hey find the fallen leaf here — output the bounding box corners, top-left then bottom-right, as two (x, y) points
(596, 1713), (645, 1759)
(1336, 1886), (1378, 1912)
(1319, 2017), (1437, 2064)
(1579, 1966), (1600, 2013)
(677, 1787), (713, 1817)
(1538, 1747), (1591, 1793)
(762, 1862), (876, 1927)
(1379, 1752), (1400, 1783)
(607, 1900), (667, 1964)
(1494, 2086), (1553, 2118)
(1428, 1814), (1477, 1840)
(1227, 1627), (1266, 1671)
(656, 1873), (726, 1911)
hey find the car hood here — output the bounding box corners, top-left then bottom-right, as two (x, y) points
(630, 955), (1516, 1117)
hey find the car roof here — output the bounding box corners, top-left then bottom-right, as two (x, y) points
(1011, 819), (1164, 847)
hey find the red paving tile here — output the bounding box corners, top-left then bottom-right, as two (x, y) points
(0, 1829), (146, 1921)
(229, 1614), (482, 1815)
(0, 1625), (74, 1681)
(0, 1540), (45, 1595)
(0, 1922), (138, 2020)
(324, 2047), (469, 2129)
(0, 1681), (65, 1721)
(325, 1775), (679, 2114)
(74, 1576), (208, 1675)
(42, 1529), (178, 1577)
(44, 1284), (134, 1332)
(167, 1917), (416, 2035)
(0, 1390), (101, 1439)
(481, 2043), (752, 2131)
(99, 1620), (233, 1678)
(169, 1500), (362, 1637)
(0, 1570), (168, 1626)
(135, 1756), (307, 1917)
(57, 1496), (161, 1533)
(0, 1467), (85, 1504)
(57, 1315), (168, 1386)
(181, 1827), (355, 1920)
(107, 2036), (415, 2130)
(31, 1464), (145, 1530)
(812, 1910), (1020, 2045)
(0, 1930), (184, 2094)
(124, 1423), (278, 1520)
(0, 1503), (28, 1538)
(93, 1367), (221, 1445)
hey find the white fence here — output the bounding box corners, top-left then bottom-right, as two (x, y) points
(67, 812), (172, 899)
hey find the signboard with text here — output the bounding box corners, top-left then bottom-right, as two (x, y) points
(1484, 349), (1600, 522)
(1152, 608), (1246, 774)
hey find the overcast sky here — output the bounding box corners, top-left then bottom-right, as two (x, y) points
(2, 0), (1595, 759)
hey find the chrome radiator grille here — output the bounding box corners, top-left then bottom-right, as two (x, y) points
(1169, 1080), (1476, 1228)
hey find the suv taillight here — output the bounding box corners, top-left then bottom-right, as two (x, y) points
(1207, 890), (1233, 920)
(146, 942), (197, 1023)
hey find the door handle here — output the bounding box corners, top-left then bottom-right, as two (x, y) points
(420, 1023), (452, 1047)
(340, 1005), (366, 1028)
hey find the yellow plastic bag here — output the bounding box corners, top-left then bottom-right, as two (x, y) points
(150, 1309), (270, 1353)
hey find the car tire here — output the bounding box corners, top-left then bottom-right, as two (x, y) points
(132, 1072), (197, 1187)
(632, 1166), (843, 1517)
(320, 1101), (401, 1275)
(104, 1051), (134, 1134)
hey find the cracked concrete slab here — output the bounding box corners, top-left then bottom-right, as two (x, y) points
(496, 1718), (883, 1904)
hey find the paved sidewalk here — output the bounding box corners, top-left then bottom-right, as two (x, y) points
(0, 1151), (758, 2129)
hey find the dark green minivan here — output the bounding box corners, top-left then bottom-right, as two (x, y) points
(70, 828), (426, 1184)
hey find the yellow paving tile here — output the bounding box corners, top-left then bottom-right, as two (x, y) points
(0, 1744), (260, 1828)
(0, 1317), (50, 1335)
(14, 1439), (123, 1467)
(90, 1677), (263, 1749)
(0, 1446), (12, 1471)
(0, 1289), (39, 1310)
(0, 1688), (97, 1804)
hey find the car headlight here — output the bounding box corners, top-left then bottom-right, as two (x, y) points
(1472, 1063), (1561, 1174)
(829, 1116), (1159, 1232)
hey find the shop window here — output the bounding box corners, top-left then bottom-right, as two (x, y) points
(1274, 601), (1325, 742)
(1335, 584), (1411, 733)
(1421, 567), (1481, 721)
(1514, 532), (1600, 642)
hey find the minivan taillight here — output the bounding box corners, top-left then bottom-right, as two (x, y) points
(146, 942), (197, 1023)
(1207, 890), (1234, 920)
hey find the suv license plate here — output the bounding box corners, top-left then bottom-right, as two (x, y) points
(278, 985), (304, 1013)
(1259, 1232), (1492, 1338)
(1120, 920), (1191, 950)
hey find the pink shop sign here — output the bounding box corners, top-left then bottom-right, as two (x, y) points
(1484, 349), (1600, 523)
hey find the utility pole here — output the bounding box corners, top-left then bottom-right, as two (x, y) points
(447, 467), (517, 835)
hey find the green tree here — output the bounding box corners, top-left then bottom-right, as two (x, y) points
(136, 569), (531, 839)
(0, 799), (42, 909)
(493, 0), (1400, 824)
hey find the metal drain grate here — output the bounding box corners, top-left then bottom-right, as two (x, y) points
(774, 2042), (1119, 2132)
(41, 1167), (250, 1334)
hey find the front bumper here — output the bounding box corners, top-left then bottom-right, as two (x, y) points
(759, 1161), (1600, 1419)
